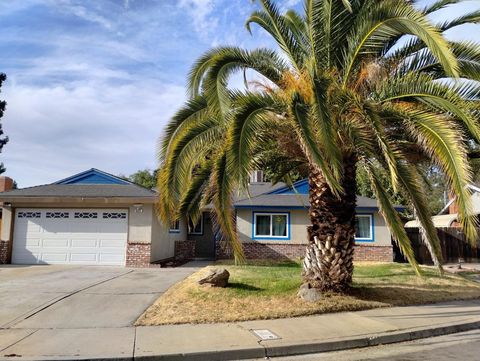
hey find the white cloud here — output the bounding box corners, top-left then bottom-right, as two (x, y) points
(1, 80), (185, 187)
(56, 0), (114, 30)
(178, 0), (218, 37)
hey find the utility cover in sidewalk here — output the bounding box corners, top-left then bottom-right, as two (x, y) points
(252, 329), (280, 340)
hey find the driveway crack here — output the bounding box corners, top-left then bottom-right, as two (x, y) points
(4, 270), (134, 328)
(0, 329), (39, 354)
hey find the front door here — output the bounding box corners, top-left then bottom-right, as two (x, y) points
(189, 212), (215, 258)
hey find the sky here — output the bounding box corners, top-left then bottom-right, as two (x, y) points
(0, 0), (479, 187)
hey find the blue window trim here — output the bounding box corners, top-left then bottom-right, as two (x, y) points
(236, 205), (308, 210)
(252, 211), (291, 240)
(236, 205), (404, 212)
(169, 219), (181, 234)
(188, 213), (204, 236)
(355, 213), (375, 243)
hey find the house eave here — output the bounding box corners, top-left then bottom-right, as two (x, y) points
(0, 196), (156, 205)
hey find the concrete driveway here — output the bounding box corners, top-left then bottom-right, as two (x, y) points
(0, 262), (207, 329)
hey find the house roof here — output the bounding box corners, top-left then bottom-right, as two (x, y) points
(438, 183), (480, 215)
(234, 179), (404, 210)
(405, 214), (458, 228)
(0, 169), (156, 201)
(54, 168), (131, 185)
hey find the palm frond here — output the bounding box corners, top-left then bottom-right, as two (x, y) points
(179, 160), (213, 222)
(291, 92), (343, 196)
(201, 47), (288, 114)
(396, 161), (444, 270)
(421, 0), (461, 14)
(378, 73), (480, 143)
(158, 96), (208, 160)
(365, 161), (420, 274)
(402, 107), (478, 245)
(439, 10), (480, 31)
(229, 92), (284, 191)
(211, 151), (245, 264)
(342, 0), (459, 87)
(246, 0), (305, 70)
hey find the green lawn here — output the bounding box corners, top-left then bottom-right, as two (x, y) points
(137, 261), (480, 325)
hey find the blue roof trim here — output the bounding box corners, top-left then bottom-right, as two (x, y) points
(268, 179), (309, 195)
(55, 169), (130, 185)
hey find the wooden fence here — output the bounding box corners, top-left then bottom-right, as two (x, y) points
(398, 227), (480, 264)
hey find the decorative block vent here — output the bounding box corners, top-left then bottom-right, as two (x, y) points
(103, 212), (127, 219)
(18, 212), (41, 219)
(74, 212), (98, 219)
(46, 212), (70, 219)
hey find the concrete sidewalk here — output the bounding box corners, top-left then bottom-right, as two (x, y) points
(1, 299), (479, 360)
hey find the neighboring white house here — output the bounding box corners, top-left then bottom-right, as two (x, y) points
(404, 183), (480, 228)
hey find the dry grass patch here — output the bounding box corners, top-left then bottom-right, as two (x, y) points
(136, 261), (480, 326)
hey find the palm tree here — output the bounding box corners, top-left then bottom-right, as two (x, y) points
(158, 0), (480, 293)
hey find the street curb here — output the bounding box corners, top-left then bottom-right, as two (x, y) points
(263, 319), (480, 359)
(6, 320), (480, 361)
(134, 347), (265, 361)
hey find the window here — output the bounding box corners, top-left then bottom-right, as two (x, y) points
(103, 212), (127, 219)
(253, 212), (289, 239)
(188, 215), (203, 235)
(355, 214), (373, 241)
(249, 170), (264, 183)
(74, 212), (98, 219)
(46, 212), (69, 219)
(169, 219), (180, 233)
(18, 211), (41, 219)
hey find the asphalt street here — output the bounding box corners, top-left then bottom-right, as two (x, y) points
(256, 329), (480, 361)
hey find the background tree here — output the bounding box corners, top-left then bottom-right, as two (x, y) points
(0, 73), (8, 174)
(158, 0), (480, 294)
(120, 169), (157, 189)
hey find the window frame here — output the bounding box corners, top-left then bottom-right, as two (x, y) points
(252, 212), (290, 240)
(354, 213), (374, 242)
(169, 219), (181, 233)
(188, 214), (204, 235)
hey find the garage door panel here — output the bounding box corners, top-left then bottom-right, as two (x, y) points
(70, 253), (98, 262)
(42, 253), (69, 263)
(14, 252), (42, 263)
(99, 239), (125, 248)
(13, 208), (128, 265)
(71, 239), (98, 248)
(20, 238), (41, 247)
(19, 222), (43, 233)
(99, 254), (125, 264)
(42, 239), (70, 248)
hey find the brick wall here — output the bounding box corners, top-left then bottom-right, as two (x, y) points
(0, 240), (10, 264)
(126, 242), (161, 268)
(354, 244), (393, 262)
(175, 240), (196, 261)
(217, 242), (393, 262)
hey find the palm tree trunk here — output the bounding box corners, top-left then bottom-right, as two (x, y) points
(303, 153), (357, 293)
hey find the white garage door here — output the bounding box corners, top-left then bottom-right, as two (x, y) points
(12, 208), (128, 265)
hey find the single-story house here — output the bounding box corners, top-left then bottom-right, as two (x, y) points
(0, 169), (401, 267)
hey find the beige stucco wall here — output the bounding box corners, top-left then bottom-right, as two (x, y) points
(236, 208), (392, 246)
(1, 206), (12, 241)
(150, 214), (186, 262)
(368, 211), (392, 246)
(128, 204), (153, 243)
